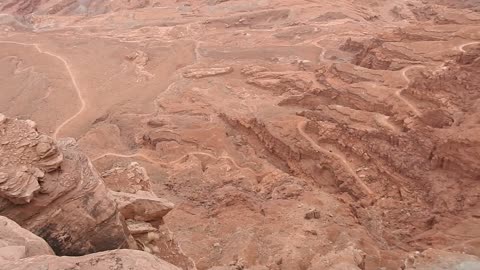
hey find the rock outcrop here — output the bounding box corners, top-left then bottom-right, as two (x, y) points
(0, 115), (62, 204)
(0, 217), (180, 270)
(125, 50), (154, 81)
(1, 249), (180, 270)
(183, 67), (233, 78)
(101, 162), (152, 194)
(1, 249), (181, 270)
(111, 191), (174, 222)
(0, 216), (54, 262)
(101, 163), (196, 270)
(0, 115), (131, 255)
(243, 70), (321, 95)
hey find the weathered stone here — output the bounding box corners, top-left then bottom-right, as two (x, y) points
(101, 162), (152, 194)
(35, 135), (57, 158)
(304, 209), (321, 220)
(183, 67), (233, 78)
(0, 166), (42, 204)
(241, 65), (269, 76)
(126, 219), (158, 235)
(0, 249), (181, 270)
(111, 191), (174, 222)
(0, 116), (131, 256)
(0, 216), (54, 259)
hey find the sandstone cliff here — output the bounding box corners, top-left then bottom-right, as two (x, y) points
(0, 114), (131, 255)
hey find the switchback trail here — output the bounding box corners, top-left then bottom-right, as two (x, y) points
(92, 150), (267, 177)
(297, 120), (374, 197)
(396, 65), (426, 117)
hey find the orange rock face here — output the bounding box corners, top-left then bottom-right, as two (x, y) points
(1, 0), (480, 269)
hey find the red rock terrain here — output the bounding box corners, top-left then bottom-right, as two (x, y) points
(1, 0), (480, 269)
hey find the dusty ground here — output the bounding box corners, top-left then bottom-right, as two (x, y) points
(1, 0), (480, 269)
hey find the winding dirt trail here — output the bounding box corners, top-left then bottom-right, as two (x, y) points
(310, 41), (420, 123)
(92, 150), (265, 177)
(0, 37), (205, 139)
(0, 41), (86, 139)
(393, 41), (479, 117)
(297, 120), (374, 197)
(457, 41), (480, 53)
(396, 65), (425, 117)
(289, 40), (480, 197)
(92, 152), (166, 165)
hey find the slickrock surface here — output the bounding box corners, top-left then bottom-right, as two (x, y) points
(1, 249), (181, 270)
(1, 0), (480, 269)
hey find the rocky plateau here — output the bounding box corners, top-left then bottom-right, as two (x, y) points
(1, 0), (480, 269)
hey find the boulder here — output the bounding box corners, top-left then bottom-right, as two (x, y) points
(0, 249), (181, 270)
(304, 209), (321, 220)
(0, 116), (131, 255)
(111, 191), (174, 222)
(0, 216), (53, 261)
